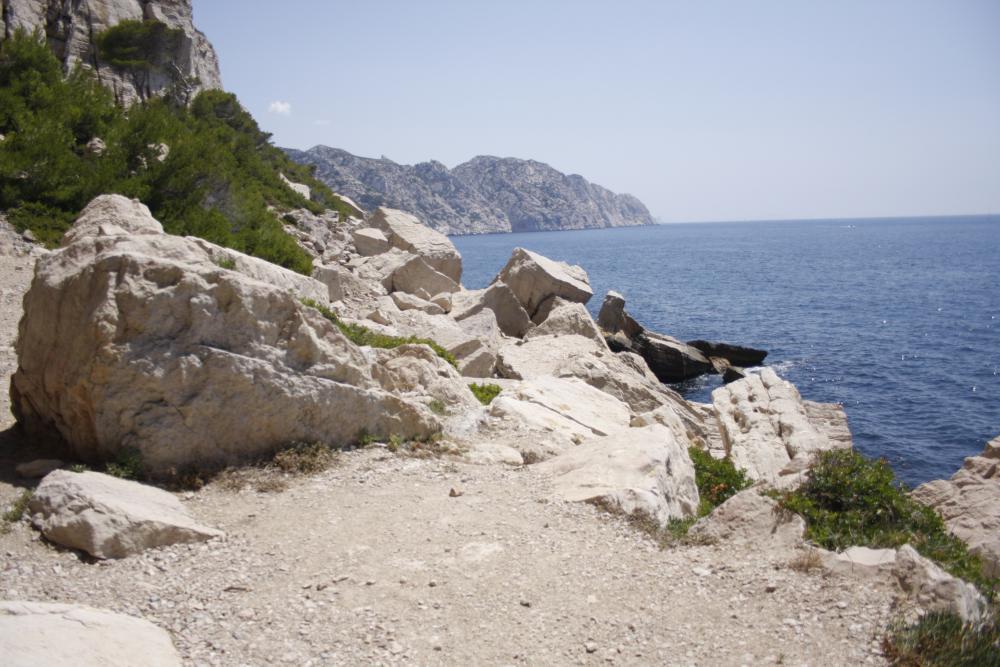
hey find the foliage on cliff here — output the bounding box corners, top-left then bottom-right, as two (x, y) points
(0, 31), (352, 274)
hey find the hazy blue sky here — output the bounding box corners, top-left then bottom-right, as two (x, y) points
(195, 1), (1000, 222)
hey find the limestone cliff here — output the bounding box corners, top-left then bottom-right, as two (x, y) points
(286, 146), (655, 235)
(0, 0), (221, 104)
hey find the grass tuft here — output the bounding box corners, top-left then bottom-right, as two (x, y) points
(883, 612), (1000, 667)
(469, 383), (502, 406)
(301, 298), (457, 368)
(2, 490), (32, 533)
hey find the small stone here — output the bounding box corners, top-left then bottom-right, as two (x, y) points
(428, 580), (438, 588)
(692, 566), (711, 577)
(765, 583), (778, 593)
(449, 488), (463, 498)
(519, 600), (531, 608)
(585, 642), (598, 654)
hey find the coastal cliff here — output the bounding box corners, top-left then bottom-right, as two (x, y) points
(286, 145), (655, 235)
(0, 0), (221, 103)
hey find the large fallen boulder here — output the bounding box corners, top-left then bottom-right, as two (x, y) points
(370, 207), (462, 282)
(911, 435), (1000, 577)
(351, 227), (390, 256)
(538, 424), (699, 525)
(494, 248), (592, 318)
(687, 340), (767, 367)
(451, 282), (534, 338)
(0, 601), (182, 667)
(892, 544), (989, 624)
(391, 254), (460, 296)
(526, 296), (605, 345)
(10, 195), (441, 474)
(711, 368), (852, 484)
(28, 470), (222, 559)
(597, 291), (712, 382)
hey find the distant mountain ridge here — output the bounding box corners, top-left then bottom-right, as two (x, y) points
(285, 146), (655, 235)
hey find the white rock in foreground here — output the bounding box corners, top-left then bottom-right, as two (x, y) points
(892, 545), (988, 624)
(687, 488), (805, 549)
(539, 424), (699, 525)
(29, 470), (223, 559)
(0, 601), (181, 667)
(352, 227), (390, 256)
(11, 195), (441, 472)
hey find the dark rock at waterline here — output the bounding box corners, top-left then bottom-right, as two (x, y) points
(687, 340), (767, 367)
(710, 357), (747, 384)
(599, 292), (713, 382)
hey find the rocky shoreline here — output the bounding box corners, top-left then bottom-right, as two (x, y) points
(1, 199), (997, 665)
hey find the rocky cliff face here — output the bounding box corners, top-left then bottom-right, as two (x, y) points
(286, 146), (655, 235)
(1, 0), (221, 104)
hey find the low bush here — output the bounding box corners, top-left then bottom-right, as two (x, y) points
(2, 490), (32, 533)
(300, 298), (457, 368)
(469, 383), (502, 406)
(688, 446), (752, 515)
(883, 612), (1000, 667)
(778, 449), (996, 599)
(105, 447), (144, 480)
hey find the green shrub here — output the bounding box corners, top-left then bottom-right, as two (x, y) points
(883, 612), (1000, 667)
(300, 298), (457, 368)
(2, 490), (32, 532)
(689, 446), (752, 515)
(105, 447), (144, 480)
(96, 20), (183, 72)
(469, 383), (502, 406)
(780, 449), (997, 599)
(0, 30), (353, 275)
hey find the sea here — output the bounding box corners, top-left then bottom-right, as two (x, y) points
(451, 216), (1000, 487)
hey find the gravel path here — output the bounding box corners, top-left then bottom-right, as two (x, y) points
(0, 225), (897, 666)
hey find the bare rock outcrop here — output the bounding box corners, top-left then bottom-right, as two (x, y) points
(29, 470), (223, 558)
(0, 0), (222, 105)
(0, 601), (182, 666)
(369, 207), (462, 283)
(711, 368), (852, 484)
(911, 435), (1000, 577)
(892, 545), (989, 624)
(688, 488), (805, 549)
(494, 247), (592, 318)
(539, 424), (699, 525)
(451, 282), (533, 338)
(10, 195), (443, 473)
(527, 296), (605, 345)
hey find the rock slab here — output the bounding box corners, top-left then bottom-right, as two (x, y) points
(29, 470), (223, 559)
(0, 601), (181, 666)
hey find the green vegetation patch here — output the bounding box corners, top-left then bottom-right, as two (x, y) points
(663, 447), (753, 541)
(1, 31), (354, 273)
(301, 298), (457, 368)
(779, 449), (997, 599)
(883, 612), (1000, 667)
(469, 383), (502, 405)
(96, 19), (183, 72)
(2, 490), (32, 533)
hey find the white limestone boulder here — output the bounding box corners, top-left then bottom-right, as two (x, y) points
(494, 247), (592, 317)
(279, 173), (311, 200)
(370, 207), (462, 282)
(391, 255), (460, 296)
(352, 227), (390, 256)
(711, 368), (852, 484)
(11, 201), (441, 474)
(539, 424), (699, 525)
(892, 544), (988, 624)
(527, 296), (606, 345)
(451, 282), (533, 338)
(391, 291), (445, 315)
(911, 436), (1000, 577)
(688, 488), (805, 549)
(29, 470), (223, 559)
(60, 195), (163, 246)
(0, 601), (182, 667)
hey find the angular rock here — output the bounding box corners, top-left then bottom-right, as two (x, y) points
(430, 292), (452, 313)
(282, 208), (348, 261)
(598, 291), (712, 382)
(892, 544), (988, 623)
(539, 424), (699, 525)
(688, 488), (805, 548)
(711, 369), (852, 484)
(392, 255), (460, 297)
(370, 207), (462, 282)
(391, 291), (445, 315)
(912, 435), (1000, 577)
(688, 340), (767, 367)
(495, 248), (592, 317)
(280, 173), (311, 200)
(0, 601), (182, 667)
(11, 202), (441, 473)
(61, 195), (163, 246)
(352, 227), (391, 257)
(451, 282), (533, 338)
(29, 470), (223, 559)
(312, 262), (383, 303)
(822, 546), (899, 577)
(527, 296), (605, 345)
(370, 345), (480, 412)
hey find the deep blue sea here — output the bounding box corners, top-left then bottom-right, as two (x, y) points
(452, 216), (1000, 487)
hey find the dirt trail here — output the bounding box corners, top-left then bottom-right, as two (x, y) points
(0, 239), (895, 666)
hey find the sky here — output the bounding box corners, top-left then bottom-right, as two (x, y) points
(194, 1), (1000, 223)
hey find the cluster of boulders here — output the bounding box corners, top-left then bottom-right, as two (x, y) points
(5, 195), (998, 662)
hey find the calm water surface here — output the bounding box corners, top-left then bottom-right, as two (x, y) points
(451, 217), (1000, 486)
